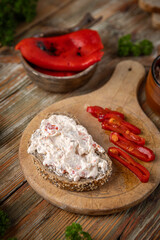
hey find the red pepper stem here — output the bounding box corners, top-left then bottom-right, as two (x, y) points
(108, 147), (150, 183)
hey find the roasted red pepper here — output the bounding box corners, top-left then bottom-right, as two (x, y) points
(15, 29), (104, 72)
(101, 114), (140, 134)
(110, 132), (155, 162)
(108, 147), (150, 183)
(86, 106), (124, 119)
(102, 118), (145, 145)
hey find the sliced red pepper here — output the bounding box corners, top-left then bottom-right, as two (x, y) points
(87, 106), (107, 118)
(86, 106), (124, 119)
(108, 147), (150, 183)
(15, 29), (104, 72)
(124, 130), (145, 145)
(102, 119), (145, 145)
(110, 132), (155, 162)
(104, 108), (124, 119)
(101, 114), (140, 134)
(33, 65), (77, 77)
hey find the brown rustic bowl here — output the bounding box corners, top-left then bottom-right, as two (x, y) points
(145, 55), (160, 114)
(20, 55), (97, 93)
(18, 13), (102, 93)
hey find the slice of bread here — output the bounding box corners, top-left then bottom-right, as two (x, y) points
(139, 0), (160, 13)
(32, 151), (112, 192)
(28, 113), (112, 192)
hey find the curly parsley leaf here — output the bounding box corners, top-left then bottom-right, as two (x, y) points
(65, 222), (92, 240)
(118, 34), (153, 57)
(0, 209), (10, 237)
(0, 0), (38, 46)
(118, 34), (132, 57)
(139, 39), (154, 55)
(131, 44), (141, 56)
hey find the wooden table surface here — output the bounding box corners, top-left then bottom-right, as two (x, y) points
(0, 0), (160, 239)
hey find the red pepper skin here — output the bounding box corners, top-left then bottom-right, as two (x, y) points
(110, 132), (155, 162)
(15, 29), (104, 72)
(108, 147), (150, 183)
(102, 119), (145, 145)
(87, 106), (107, 118)
(104, 108), (124, 119)
(33, 66), (77, 77)
(122, 130), (145, 146)
(86, 106), (124, 119)
(123, 130), (145, 145)
(102, 114), (141, 134)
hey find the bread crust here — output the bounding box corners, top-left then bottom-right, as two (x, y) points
(28, 113), (112, 192)
(32, 154), (112, 192)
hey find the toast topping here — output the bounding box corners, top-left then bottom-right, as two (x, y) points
(28, 114), (109, 181)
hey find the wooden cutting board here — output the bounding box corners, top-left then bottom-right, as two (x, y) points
(19, 60), (160, 215)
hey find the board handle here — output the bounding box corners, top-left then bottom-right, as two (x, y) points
(94, 60), (146, 110)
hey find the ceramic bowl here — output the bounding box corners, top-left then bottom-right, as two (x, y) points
(20, 55), (97, 93)
(145, 55), (160, 114)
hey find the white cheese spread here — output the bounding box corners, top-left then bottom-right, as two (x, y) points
(28, 114), (109, 181)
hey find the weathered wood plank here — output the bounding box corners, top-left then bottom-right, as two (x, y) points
(1, 183), (159, 239)
(15, 0), (74, 38)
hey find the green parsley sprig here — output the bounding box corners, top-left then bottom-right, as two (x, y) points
(0, 209), (17, 240)
(65, 222), (92, 240)
(0, 209), (10, 237)
(118, 34), (153, 57)
(0, 0), (38, 46)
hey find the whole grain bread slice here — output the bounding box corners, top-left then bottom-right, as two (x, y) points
(29, 113), (112, 192)
(32, 151), (112, 192)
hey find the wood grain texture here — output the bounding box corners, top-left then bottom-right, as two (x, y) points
(1, 182), (160, 240)
(1, 0), (160, 239)
(19, 60), (160, 215)
(152, 13), (160, 29)
(15, 0), (73, 38)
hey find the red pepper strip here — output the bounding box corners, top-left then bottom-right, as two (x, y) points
(101, 114), (141, 134)
(108, 147), (150, 183)
(33, 65), (77, 77)
(87, 106), (107, 118)
(124, 130), (145, 145)
(102, 119), (145, 145)
(86, 106), (124, 119)
(104, 108), (124, 119)
(15, 29), (104, 72)
(110, 132), (155, 162)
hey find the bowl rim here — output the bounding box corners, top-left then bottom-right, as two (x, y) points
(151, 55), (160, 87)
(20, 53), (97, 80)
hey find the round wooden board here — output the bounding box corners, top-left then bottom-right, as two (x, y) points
(19, 60), (160, 215)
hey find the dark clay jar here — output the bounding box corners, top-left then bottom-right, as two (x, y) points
(145, 56), (160, 115)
